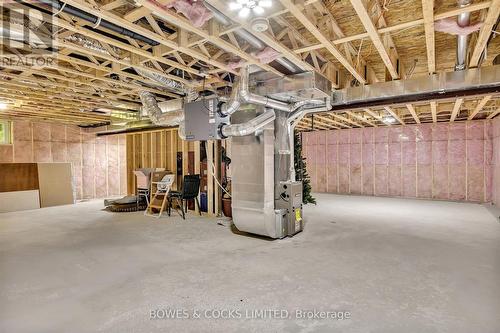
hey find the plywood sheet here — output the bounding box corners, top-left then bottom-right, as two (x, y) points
(0, 163), (38, 192)
(37, 163), (74, 207)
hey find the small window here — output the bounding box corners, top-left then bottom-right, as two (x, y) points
(0, 120), (12, 145)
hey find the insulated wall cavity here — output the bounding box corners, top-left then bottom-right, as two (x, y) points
(2, 120), (126, 200)
(492, 117), (500, 207)
(303, 120), (494, 203)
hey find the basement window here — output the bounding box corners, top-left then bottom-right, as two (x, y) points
(0, 120), (12, 145)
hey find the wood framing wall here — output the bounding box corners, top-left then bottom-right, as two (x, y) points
(0, 120), (127, 200)
(303, 120), (495, 203)
(125, 128), (223, 216)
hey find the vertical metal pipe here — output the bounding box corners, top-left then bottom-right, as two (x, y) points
(455, 0), (472, 71)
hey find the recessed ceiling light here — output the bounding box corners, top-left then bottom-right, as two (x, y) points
(229, 0), (272, 18)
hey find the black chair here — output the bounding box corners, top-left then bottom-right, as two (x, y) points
(168, 174), (201, 219)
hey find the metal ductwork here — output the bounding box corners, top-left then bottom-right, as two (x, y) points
(219, 81), (241, 116)
(237, 66), (307, 112)
(37, 0), (159, 46)
(135, 68), (189, 96)
(221, 109), (276, 137)
(139, 91), (184, 126)
(455, 0), (472, 71)
(203, 2), (298, 73)
(330, 65), (500, 111)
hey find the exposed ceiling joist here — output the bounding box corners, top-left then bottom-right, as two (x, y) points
(279, 0), (366, 83)
(421, 0), (436, 74)
(450, 98), (464, 121)
(468, 95), (492, 119)
(349, 0), (399, 80)
(469, 0), (500, 67)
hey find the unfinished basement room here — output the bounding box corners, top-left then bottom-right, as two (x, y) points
(1, 0), (500, 331)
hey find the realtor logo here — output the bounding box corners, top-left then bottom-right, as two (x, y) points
(0, 0), (57, 57)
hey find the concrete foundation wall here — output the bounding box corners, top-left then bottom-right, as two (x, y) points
(0, 120), (126, 200)
(302, 120), (495, 203)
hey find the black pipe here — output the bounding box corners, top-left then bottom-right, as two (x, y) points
(96, 125), (176, 136)
(37, 0), (160, 46)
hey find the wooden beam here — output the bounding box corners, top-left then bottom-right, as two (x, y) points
(57, 0), (236, 75)
(205, 0), (315, 72)
(293, 2), (491, 55)
(468, 95), (492, 119)
(406, 104), (421, 123)
(363, 108), (384, 122)
(349, 0), (399, 79)
(430, 101), (438, 122)
(279, 0), (366, 83)
(469, 0), (500, 67)
(346, 111), (378, 127)
(421, 0), (436, 73)
(332, 113), (363, 127)
(384, 106), (405, 125)
(450, 98), (464, 121)
(486, 107), (500, 119)
(135, 0), (282, 76)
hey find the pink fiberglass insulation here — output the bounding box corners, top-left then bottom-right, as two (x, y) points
(164, 0), (212, 28)
(256, 47), (280, 64)
(227, 47), (281, 69)
(492, 117), (500, 206)
(434, 18), (482, 35)
(7, 119), (127, 200)
(303, 120), (495, 203)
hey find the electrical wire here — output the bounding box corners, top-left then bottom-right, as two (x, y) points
(204, 143), (232, 198)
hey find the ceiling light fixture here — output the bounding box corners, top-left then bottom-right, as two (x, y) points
(0, 102), (8, 110)
(228, 0), (273, 18)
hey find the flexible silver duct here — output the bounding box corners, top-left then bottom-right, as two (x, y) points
(455, 0), (472, 71)
(219, 80), (241, 116)
(59, 31), (191, 97)
(136, 68), (185, 93)
(139, 91), (184, 126)
(221, 109), (276, 137)
(204, 2), (297, 73)
(65, 34), (122, 56)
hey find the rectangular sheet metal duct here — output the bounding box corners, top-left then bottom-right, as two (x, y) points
(329, 66), (500, 111)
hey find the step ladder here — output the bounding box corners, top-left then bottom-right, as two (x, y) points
(144, 173), (175, 218)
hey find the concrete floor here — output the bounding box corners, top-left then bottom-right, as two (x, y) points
(1, 194), (499, 333)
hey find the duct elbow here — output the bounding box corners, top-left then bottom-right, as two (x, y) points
(139, 91), (184, 126)
(220, 110), (275, 137)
